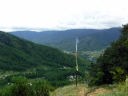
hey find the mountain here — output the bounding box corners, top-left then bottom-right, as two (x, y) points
(11, 28), (121, 51)
(0, 31), (89, 86)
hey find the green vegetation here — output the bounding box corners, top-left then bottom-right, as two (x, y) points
(0, 26), (126, 96)
(51, 84), (88, 96)
(88, 24), (128, 86)
(0, 31), (90, 87)
(11, 28), (120, 52)
(0, 31), (77, 71)
(98, 78), (128, 96)
(79, 50), (104, 61)
(50, 79), (128, 96)
(0, 76), (52, 96)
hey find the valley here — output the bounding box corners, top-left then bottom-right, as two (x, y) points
(0, 31), (90, 88)
(11, 28), (121, 61)
(11, 28), (121, 51)
(0, 26), (127, 96)
(0, 0), (127, 95)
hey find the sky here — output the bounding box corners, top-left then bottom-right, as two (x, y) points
(0, 0), (128, 32)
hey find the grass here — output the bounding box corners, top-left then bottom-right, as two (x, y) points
(50, 84), (88, 96)
(98, 78), (128, 96)
(50, 78), (128, 96)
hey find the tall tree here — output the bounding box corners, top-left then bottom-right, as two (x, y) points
(89, 24), (128, 85)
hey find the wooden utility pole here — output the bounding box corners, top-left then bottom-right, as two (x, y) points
(75, 38), (79, 87)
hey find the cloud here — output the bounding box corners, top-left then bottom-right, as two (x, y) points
(0, 0), (128, 31)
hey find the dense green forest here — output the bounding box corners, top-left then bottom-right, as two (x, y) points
(88, 24), (128, 86)
(0, 31), (90, 87)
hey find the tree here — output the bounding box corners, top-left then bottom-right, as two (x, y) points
(89, 24), (128, 85)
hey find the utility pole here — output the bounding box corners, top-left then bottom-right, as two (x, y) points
(75, 38), (79, 87)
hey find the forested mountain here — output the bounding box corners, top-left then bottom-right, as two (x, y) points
(0, 31), (89, 86)
(11, 28), (121, 51)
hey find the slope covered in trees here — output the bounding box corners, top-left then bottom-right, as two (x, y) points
(0, 31), (89, 86)
(89, 25), (128, 85)
(11, 28), (121, 51)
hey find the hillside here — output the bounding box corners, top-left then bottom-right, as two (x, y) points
(51, 84), (111, 96)
(51, 84), (88, 96)
(51, 78), (128, 96)
(0, 31), (89, 86)
(11, 28), (121, 51)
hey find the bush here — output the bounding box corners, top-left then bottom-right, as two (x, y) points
(0, 76), (52, 96)
(98, 78), (128, 96)
(32, 80), (53, 96)
(10, 77), (33, 96)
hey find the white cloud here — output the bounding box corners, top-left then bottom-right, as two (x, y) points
(0, 0), (128, 31)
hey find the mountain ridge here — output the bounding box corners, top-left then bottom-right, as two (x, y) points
(10, 27), (121, 51)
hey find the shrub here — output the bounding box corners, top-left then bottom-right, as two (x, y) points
(0, 76), (52, 96)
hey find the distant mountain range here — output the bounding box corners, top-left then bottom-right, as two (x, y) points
(11, 28), (121, 51)
(0, 31), (88, 86)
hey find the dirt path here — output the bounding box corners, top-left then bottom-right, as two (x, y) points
(86, 88), (111, 96)
(77, 85), (88, 96)
(51, 84), (111, 96)
(77, 86), (111, 96)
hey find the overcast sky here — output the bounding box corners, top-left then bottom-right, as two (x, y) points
(0, 0), (128, 32)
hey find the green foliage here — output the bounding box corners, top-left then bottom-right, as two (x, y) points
(0, 31), (78, 71)
(98, 78), (128, 96)
(32, 80), (53, 96)
(88, 25), (128, 85)
(10, 77), (33, 96)
(0, 31), (89, 87)
(0, 77), (52, 96)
